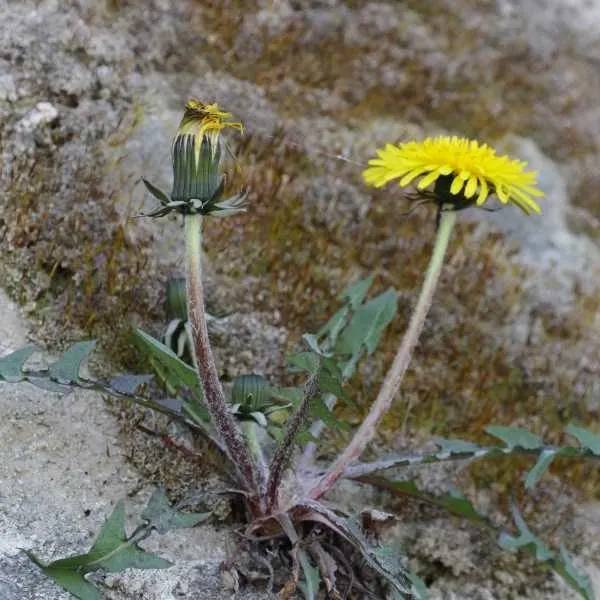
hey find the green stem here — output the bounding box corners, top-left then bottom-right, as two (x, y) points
(308, 210), (457, 500)
(184, 214), (261, 508)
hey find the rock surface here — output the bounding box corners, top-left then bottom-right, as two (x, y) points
(0, 290), (275, 600)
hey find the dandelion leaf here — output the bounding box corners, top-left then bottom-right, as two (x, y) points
(499, 504), (593, 600)
(0, 346), (36, 382)
(435, 438), (481, 456)
(25, 552), (102, 600)
(341, 273), (377, 309)
(48, 341), (96, 384)
(141, 488), (211, 535)
(557, 545), (595, 600)
(484, 425), (543, 450)
(82, 501), (172, 572)
(336, 288), (397, 358)
(524, 448), (557, 489)
(109, 374), (154, 396)
(566, 424), (600, 455)
(26, 501), (171, 600)
(133, 328), (201, 398)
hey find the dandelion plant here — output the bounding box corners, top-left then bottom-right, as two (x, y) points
(12, 101), (599, 600)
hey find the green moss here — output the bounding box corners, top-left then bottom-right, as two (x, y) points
(0, 102), (165, 371)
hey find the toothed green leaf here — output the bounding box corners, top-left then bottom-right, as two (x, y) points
(484, 426), (543, 450)
(267, 386), (305, 405)
(141, 488), (211, 535)
(566, 424), (600, 455)
(85, 501), (172, 572)
(109, 375), (153, 396)
(311, 395), (351, 432)
(317, 357), (349, 402)
(557, 545), (595, 600)
(133, 328), (201, 398)
(48, 341), (96, 384)
(435, 438), (481, 456)
(498, 504), (553, 560)
(336, 288), (397, 357)
(26, 501), (171, 600)
(341, 273), (377, 309)
(315, 305), (349, 346)
(0, 346), (36, 382)
(302, 333), (326, 356)
(287, 351), (320, 373)
(525, 448), (557, 489)
(25, 552), (102, 600)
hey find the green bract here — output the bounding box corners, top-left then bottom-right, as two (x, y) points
(142, 119), (246, 217)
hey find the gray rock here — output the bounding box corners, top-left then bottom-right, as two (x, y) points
(475, 136), (600, 305)
(0, 290), (274, 599)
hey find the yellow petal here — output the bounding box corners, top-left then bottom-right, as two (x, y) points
(416, 168), (442, 190)
(496, 184), (509, 203)
(400, 167), (430, 186)
(450, 175), (465, 195)
(476, 177), (489, 205)
(464, 176), (478, 199)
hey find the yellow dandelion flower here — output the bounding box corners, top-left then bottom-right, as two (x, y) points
(175, 99), (244, 161)
(363, 136), (544, 215)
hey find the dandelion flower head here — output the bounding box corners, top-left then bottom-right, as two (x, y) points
(363, 136), (543, 215)
(175, 99), (243, 160)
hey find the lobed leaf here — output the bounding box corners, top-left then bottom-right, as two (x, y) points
(83, 501), (172, 572)
(336, 288), (397, 358)
(524, 448), (557, 489)
(499, 504), (593, 600)
(315, 274), (376, 348)
(48, 341), (97, 385)
(26, 501), (171, 600)
(109, 375), (154, 396)
(141, 488), (211, 535)
(315, 305), (349, 348)
(25, 552), (101, 600)
(435, 438), (481, 456)
(557, 545), (595, 600)
(484, 426), (543, 450)
(133, 328), (202, 401)
(341, 273), (377, 310)
(358, 476), (593, 600)
(287, 351), (320, 374)
(0, 346), (36, 382)
(566, 424), (600, 455)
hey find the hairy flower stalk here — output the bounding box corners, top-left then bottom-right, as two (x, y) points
(144, 100), (260, 507)
(185, 215), (261, 502)
(309, 210), (456, 499)
(308, 135), (543, 500)
(266, 370), (321, 512)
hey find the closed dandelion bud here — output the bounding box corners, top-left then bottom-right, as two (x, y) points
(142, 99), (248, 218)
(229, 374), (293, 428)
(231, 375), (270, 414)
